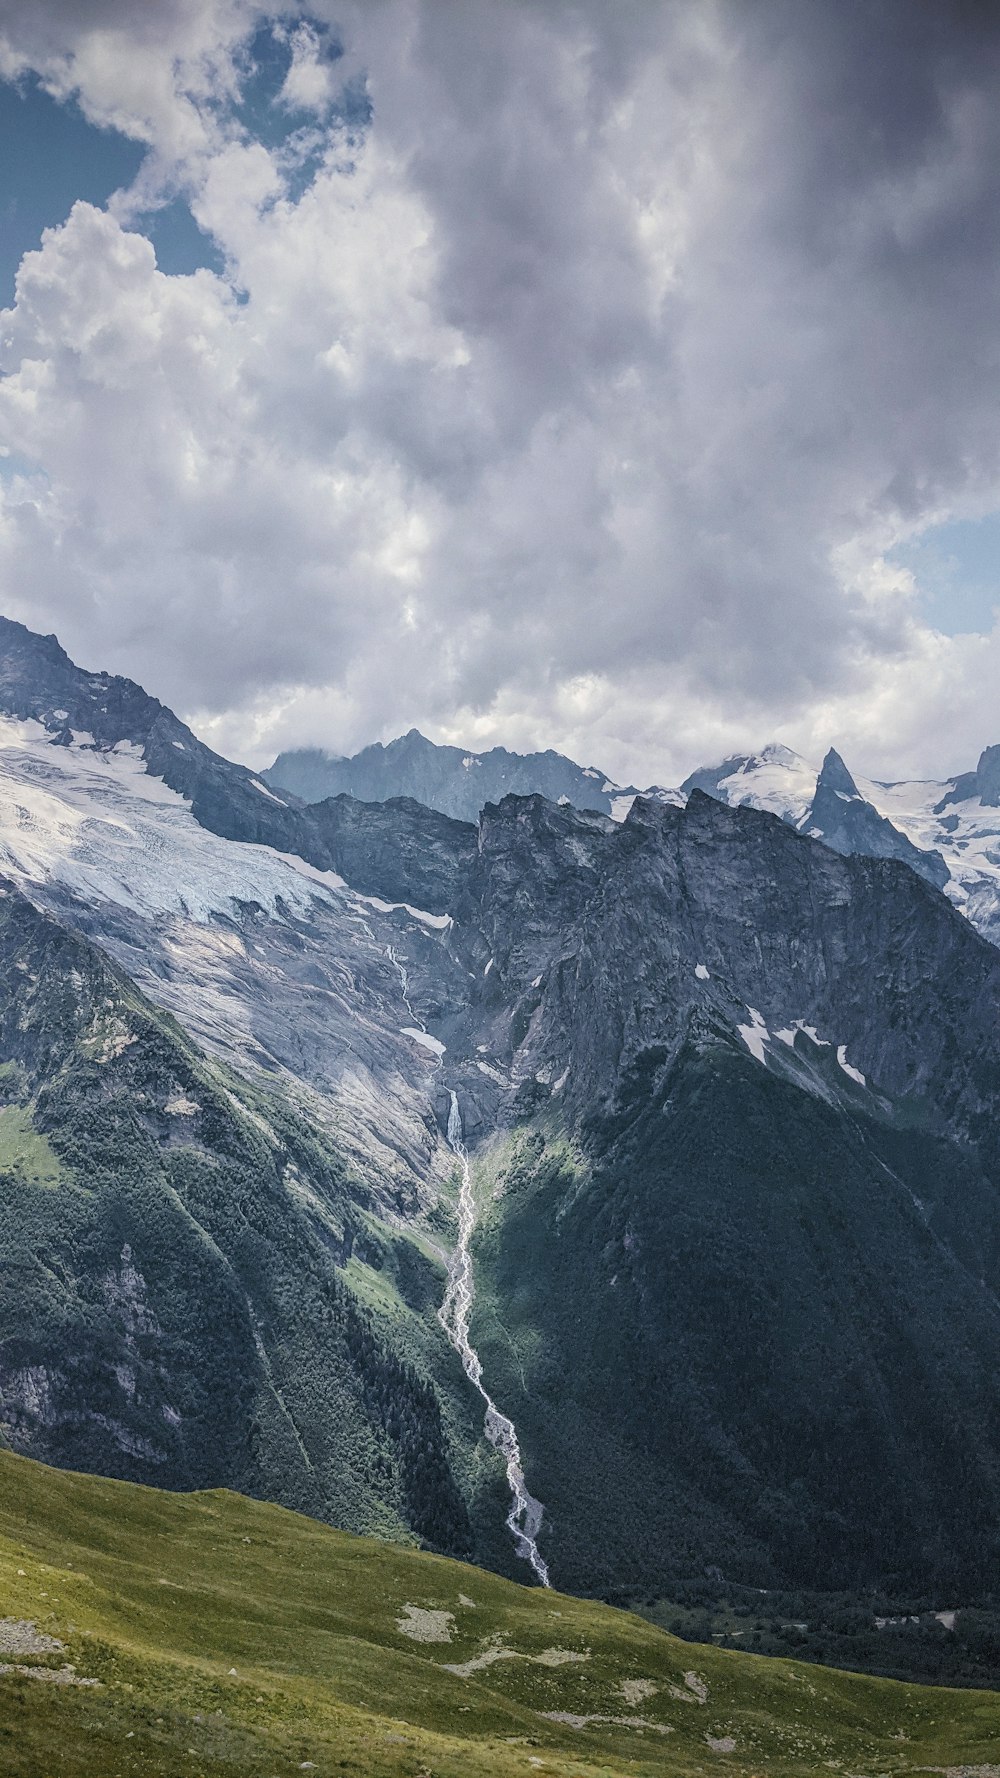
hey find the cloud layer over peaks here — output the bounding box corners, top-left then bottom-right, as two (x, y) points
(1, 0), (999, 783)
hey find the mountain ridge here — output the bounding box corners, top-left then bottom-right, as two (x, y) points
(265, 720), (1000, 944)
(0, 615), (475, 916)
(265, 727), (644, 824)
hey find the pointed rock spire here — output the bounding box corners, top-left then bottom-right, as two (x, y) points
(817, 747), (860, 799)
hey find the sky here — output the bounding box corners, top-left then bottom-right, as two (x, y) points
(0, 2), (999, 786)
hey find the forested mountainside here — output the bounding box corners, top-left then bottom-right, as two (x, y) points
(0, 883), (476, 1561)
(0, 616), (999, 1615)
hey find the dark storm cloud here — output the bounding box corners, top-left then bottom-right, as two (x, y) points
(331, 1), (1000, 668)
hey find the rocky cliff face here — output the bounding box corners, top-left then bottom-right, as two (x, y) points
(309, 793), (475, 913)
(518, 789), (999, 1132)
(941, 741), (1000, 808)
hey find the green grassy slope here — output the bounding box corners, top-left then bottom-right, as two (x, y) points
(1, 1450), (999, 1778)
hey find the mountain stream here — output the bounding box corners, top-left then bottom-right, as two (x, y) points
(438, 1091), (551, 1586)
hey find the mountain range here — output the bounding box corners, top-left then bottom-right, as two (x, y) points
(268, 732), (1000, 945)
(0, 613), (1000, 1621)
(265, 729), (650, 823)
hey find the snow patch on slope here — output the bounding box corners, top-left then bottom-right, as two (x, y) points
(774, 1020), (829, 1048)
(737, 1007), (769, 1064)
(356, 893), (451, 931)
(859, 775), (1000, 932)
(836, 1044), (866, 1086)
(250, 777), (286, 806)
(400, 1027), (446, 1058)
(0, 717), (347, 925)
(744, 1012), (867, 1091)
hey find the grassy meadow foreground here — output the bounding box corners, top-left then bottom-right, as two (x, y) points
(0, 1453), (997, 1776)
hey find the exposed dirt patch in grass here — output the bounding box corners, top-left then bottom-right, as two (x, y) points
(621, 1677), (658, 1705)
(0, 1620), (63, 1656)
(395, 1604), (455, 1643)
(0, 1663), (99, 1688)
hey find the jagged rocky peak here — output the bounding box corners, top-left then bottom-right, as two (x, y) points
(939, 741), (1000, 810)
(475, 791), (619, 889)
(816, 745), (861, 798)
(803, 746), (950, 890)
(476, 789), (617, 876)
(797, 746), (946, 889)
(975, 744), (1000, 805)
(0, 614), (167, 747)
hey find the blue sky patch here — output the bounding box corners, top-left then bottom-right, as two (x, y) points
(135, 197), (225, 280)
(0, 75), (144, 304)
(236, 22), (315, 144)
(0, 22), (371, 308)
(890, 513), (1000, 637)
(232, 19), (370, 204)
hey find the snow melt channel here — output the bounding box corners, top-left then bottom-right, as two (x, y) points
(437, 1092), (550, 1586)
